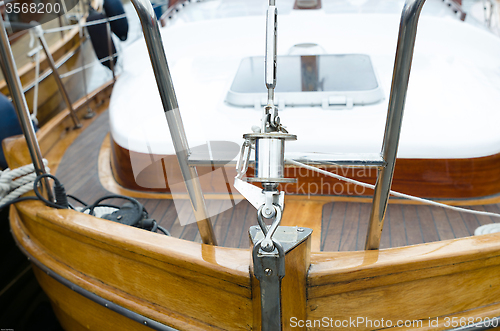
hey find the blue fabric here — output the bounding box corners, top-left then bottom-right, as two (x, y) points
(103, 0), (129, 41)
(86, 9), (118, 70)
(0, 93), (37, 169)
(153, 4), (163, 20)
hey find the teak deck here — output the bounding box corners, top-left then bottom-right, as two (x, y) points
(55, 111), (500, 251)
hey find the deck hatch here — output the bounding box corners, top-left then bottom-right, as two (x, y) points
(226, 54), (384, 108)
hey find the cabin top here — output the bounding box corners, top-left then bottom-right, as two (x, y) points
(109, 0), (500, 160)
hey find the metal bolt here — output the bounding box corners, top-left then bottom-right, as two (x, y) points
(297, 228), (304, 232)
(263, 206), (276, 218)
(117, 215), (123, 220)
(144, 321), (148, 325)
(261, 240), (274, 252)
(264, 268), (273, 276)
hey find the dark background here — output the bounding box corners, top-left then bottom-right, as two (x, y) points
(0, 207), (63, 331)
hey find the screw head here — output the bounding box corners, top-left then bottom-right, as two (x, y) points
(297, 227), (304, 232)
(264, 268), (273, 276)
(117, 215), (123, 220)
(263, 207), (276, 218)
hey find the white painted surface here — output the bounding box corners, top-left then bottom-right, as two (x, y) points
(109, 0), (500, 160)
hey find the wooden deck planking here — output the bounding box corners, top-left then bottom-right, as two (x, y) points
(141, 199), (161, 215)
(212, 200), (235, 245)
(157, 200), (181, 235)
(338, 203), (360, 252)
(320, 203), (333, 250)
(387, 205), (407, 247)
(168, 200), (195, 239)
(223, 201), (252, 248)
(445, 209), (473, 238)
(322, 202), (347, 252)
(430, 207), (456, 241)
(402, 205), (424, 246)
(469, 205), (495, 226)
(416, 206), (440, 243)
(379, 205), (392, 249)
(55, 110), (500, 252)
(148, 200), (174, 228)
(483, 204), (500, 223)
(460, 209), (481, 234)
(234, 201), (259, 249)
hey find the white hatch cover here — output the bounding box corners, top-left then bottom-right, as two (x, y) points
(226, 54), (384, 109)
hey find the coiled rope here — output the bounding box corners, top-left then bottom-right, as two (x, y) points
(0, 160), (50, 206)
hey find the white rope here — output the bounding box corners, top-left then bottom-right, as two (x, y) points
(0, 160), (50, 206)
(286, 159), (500, 220)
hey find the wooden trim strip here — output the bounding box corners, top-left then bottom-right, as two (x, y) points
(25, 201), (251, 287)
(308, 231), (500, 293)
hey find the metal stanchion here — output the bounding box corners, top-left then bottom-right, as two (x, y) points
(0, 17), (54, 202)
(130, 0), (216, 245)
(365, 0), (427, 250)
(105, 21), (116, 82)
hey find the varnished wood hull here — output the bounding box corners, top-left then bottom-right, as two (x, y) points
(10, 199), (500, 330)
(5, 79), (500, 331)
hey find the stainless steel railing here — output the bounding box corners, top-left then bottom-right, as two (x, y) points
(130, 0), (217, 245)
(0, 16), (54, 202)
(129, 0), (429, 248)
(365, 0), (427, 250)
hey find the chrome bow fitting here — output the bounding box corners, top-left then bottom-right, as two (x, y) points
(235, 0), (297, 255)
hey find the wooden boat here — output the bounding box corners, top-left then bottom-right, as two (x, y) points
(5, 0), (500, 330)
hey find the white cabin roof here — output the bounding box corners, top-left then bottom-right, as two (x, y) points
(109, 0), (500, 161)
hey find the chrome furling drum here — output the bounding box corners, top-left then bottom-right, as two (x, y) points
(233, 0), (297, 242)
(243, 132), (297, 188)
